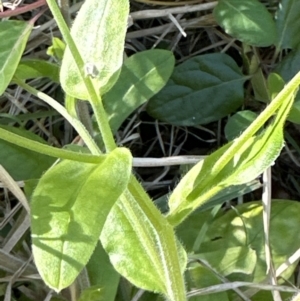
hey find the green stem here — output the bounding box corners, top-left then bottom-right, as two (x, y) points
(0, 127), (105, 163)
(15, 78), (100, 155)
(46, 0), (116, 152)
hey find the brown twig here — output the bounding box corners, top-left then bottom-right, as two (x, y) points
(0, 0), (47, 18)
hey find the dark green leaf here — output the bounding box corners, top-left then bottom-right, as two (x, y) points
(275, 0), (300, 50)
(0, 20), (33, 95)
(274, 46), (300, 82)
(0, 125), (55, 181)
(15, 59), (59, 82)
(147, 53), (245, 126)
(225, 110), (258, 141)
(273, 52), (300, 123)
(103, 49), (175, 133)
(214, 0), (276, 47)
(288, 99), (300, 124)
(31, 148), (132, 291)
(85, 242), (119, 301)
(186, 264), (229, 301)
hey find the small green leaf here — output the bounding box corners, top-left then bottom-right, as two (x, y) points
(225, 110), (258, 141)
(0, 125), (55, 181)
(15, 59), (59, 82)
(267, 73), (300, 125)
(101, 178), (187, 301)
(267, 73), (285, 100)
(0, 20), (33, 95)
(47, 37), (66, 61)
(31, 148), (132, 291)
(147, 53), (245, 126)
(213, 0), (276, 47)
(103, 49), (175, 133)
(60, 0), (129, 99)
(275, 0), (300, 51)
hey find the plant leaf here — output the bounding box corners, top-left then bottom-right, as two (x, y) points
(167, 80), (294, 226)
(85, 242), (120, 301)
(206, 200), (300, 282)
(225, 110), (258, 141)
(103, 49), (175, 133)
(0, 125), (55, 181)
(213, 0), (276, 47)
(274, 46), (300, 82)
(15, 59), (59, 82)
(101, 177), (187, 301)
(0, 20), (33, 95)
(190, 246), (256, 277)
(147, 53), (245, 126)
(60, 0), (129, 99)
(186, 264), (229, 301)
(31, 147), (132, 291)
(273, 50), (300, 123)
(275, 0), (300, 51)
(47, 37), (66, 61)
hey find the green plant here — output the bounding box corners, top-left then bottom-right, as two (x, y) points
(1, 0), (300, 300)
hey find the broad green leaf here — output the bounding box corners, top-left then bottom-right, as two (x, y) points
(101, 177), (187, 301)
(31, 148), (132, 291)
(0, 20), (33, 95)
(167, 81), (294, 226)
(14, 59), (59, 82)
(85, 242), (120, 301)
(186, 264), (229, 301)
(213, 0), (276, 47)
(206, 200), (300, 282)
(0, 125), (55, 181)
(189, 247), (256, 277)
(103, 49), (175, 133)
(225, 110), (258, 141)
(275, 0), (300, 51)
(176, 210), (216, 253)
(147, 53), (245, 126)
(60, 0), (129, 99)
